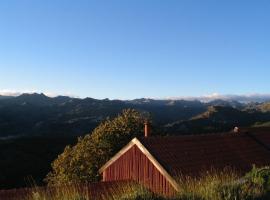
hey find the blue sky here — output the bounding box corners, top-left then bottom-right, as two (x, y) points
(0, 0), (269, 99)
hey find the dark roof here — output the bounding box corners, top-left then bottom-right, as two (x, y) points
(139, 131), (270, 177)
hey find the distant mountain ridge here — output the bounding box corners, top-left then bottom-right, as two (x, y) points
(1, 93), (270, 138)
(0, 95), (14, 100)
(164, 94), (270, 103)
(165, 105), (270, 134)
(2, 92), (270, 103)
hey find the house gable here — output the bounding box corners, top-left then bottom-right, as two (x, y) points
(99, 138), (180, 194)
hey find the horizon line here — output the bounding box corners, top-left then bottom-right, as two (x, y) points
(1, 90), (270, 102)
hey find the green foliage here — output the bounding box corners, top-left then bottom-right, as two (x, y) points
(46, 109), (146, 185)
(216, 182), (247, 200)
(243, 166), (270, 198)
(215, 166), (270, 200)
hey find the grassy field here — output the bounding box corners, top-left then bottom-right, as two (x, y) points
(1, 166), (269, 200)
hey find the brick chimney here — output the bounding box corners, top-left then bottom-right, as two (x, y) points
(144, 121), (151, 138)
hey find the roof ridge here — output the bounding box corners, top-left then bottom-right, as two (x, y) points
(244, 131), (270, 152)
(138, 131), (250, 140)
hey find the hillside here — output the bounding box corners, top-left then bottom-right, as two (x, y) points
(2, 93), (270, 138)
(2, 94), (270, 189)
(0, 137), (76, 189)
(165, 106), (270, 134)
(256, 102), (270, 112)
(0, 93), (207, 138)
(2, 94), (270, 138)
(0, 95), (13, 100)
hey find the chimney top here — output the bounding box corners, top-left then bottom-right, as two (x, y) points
(233, 127), (240, 133)
(144, 121), (150, 138)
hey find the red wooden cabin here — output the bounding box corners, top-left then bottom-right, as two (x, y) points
(99, 126), (270, 197)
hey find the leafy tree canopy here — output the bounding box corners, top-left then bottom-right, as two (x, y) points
(46, 109), (146, 185)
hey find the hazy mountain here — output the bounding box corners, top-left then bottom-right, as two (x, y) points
(0, 93), (73, 106)
(206, 99), (244, 109)
(0, 94), (206, 138)
(255, 102), (270, 112)
(243, 102), (270, 113)
(1, 93), (270, 138)
(164, 106), (270, 134)
(177, 93), (270, 103)
(0, 95), (14, 100)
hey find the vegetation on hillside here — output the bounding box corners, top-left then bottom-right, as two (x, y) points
(255, 102), (270, 113)
(0, 93), (206, 138)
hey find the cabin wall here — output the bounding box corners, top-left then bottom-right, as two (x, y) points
(102, 145), (176, 196)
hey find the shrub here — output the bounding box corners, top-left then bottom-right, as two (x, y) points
(46, 109), (146, 185)
(216, 181), (246, 200)
(215, 166), (270, 200)
(242, 166), (270, 199)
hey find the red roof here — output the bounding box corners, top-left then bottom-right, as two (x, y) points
(139, 131), (270, 177)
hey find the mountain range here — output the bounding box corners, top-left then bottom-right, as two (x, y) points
(1, 93), (270, 138)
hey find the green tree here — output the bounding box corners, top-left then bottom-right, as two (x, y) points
(46, 109), (146, 185)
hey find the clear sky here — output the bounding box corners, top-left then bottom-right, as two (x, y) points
(0, 0), (269, 99)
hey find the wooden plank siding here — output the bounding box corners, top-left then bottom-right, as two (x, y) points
(102, 145), (176, 196)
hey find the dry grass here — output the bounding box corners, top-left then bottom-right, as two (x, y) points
(1, 167), (269, 200)
(175, 168), (240, 200)
(0, 182), (157, 200)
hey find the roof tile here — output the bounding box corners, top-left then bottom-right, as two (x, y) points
(139, 130), (270, 177)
